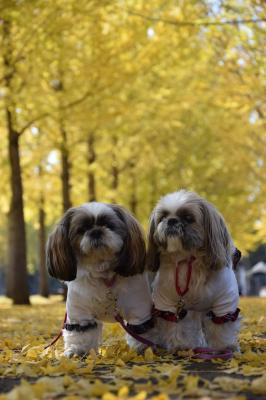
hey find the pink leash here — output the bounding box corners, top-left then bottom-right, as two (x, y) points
(44, 313), (233, 359)
(115, 316), (233, 359)
(192, 347), (234, 360)
(114, 314), (157, 350)
(44, 272), (234, 360)
(43, 311), (157, 351)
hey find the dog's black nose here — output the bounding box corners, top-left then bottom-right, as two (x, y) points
(167, 218), (178, 226)
(90, 229), (102, 239)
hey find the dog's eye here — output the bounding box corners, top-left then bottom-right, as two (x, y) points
(183, 215), (194, 224)
(77, 222), (93, 234)
(105, 222), (115, 230)
(77, 227), (86, 235)
(97, 216), (114, 230)
(158, 211), (169, 223)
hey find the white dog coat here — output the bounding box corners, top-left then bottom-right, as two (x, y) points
(66, 271), (153, 326)
(153, 265), (239, 317)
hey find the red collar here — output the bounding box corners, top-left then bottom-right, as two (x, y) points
(102, 274), (116, 288)
(175, 256), (196, 296)
(152, 306), (187, 322)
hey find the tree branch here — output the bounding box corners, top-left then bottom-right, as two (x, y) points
(18, 112), (50, 136)
(61, 88), (93, 111)
(18, 87), (94, 135)
(126, 10), (266, 28)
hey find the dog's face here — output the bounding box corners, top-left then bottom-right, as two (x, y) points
(69, 203), (125, 258)
(46, 203), (146, 281)
(151, 192), (204, 254)
(147, 190), (233, 271)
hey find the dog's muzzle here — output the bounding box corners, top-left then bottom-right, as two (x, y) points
(165, 218), (184, 237)
(88, 229), (106, 248)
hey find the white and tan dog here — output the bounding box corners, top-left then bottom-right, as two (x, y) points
(47, 202), (153, 357)
(147, 190), (240, 353)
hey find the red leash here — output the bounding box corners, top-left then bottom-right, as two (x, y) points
(44, 312), (67, 350)
(192, 347), (234, 360)
(102, 275), (117, 288)
(114, 314), (157, 350)
(44, 267), (235, 360)
(44, 311), (158, 351)
(103, 276), (158, 349)
(175, 256), (195, 296)
(44, 311), (234, 360)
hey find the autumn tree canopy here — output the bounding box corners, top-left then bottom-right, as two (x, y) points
(0, 0), (265, 302)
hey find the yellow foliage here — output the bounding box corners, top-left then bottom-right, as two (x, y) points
(0, 0), (265, 264)
(0, 296), (265, 399)
(251, 373), (266, 395)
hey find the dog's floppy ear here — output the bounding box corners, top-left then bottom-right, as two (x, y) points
(46, 208), (77, 281)
(147, 213), (160, 272)
(200, 200), (232, 270)
(109, 205), (146, 277)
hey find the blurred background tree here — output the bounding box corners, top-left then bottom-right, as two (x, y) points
(0, 0), (265, 303)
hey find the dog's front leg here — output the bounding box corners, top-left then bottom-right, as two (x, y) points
(63, 321), (103, 358)
(125, 318), (157, 353)
(155, 311), (206, 352)
(116, 273), (156, 353)
(203, 317), (240, 351)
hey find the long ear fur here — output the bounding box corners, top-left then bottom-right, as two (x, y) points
(146, 213), (160, 272)
(46, 209), (77, 281)
(109, 205), (146, 277)
(200, 200), (233, 270)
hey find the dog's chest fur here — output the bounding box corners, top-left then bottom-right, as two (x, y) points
(67, 271), (118, 322)
(153, 251), (239, 317)
(153, 254), (219, 312)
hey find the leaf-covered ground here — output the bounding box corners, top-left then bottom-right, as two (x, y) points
(0, 296), (265, 400)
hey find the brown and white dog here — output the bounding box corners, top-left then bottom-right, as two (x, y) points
(46, 202), (153, 357)
(147, 190), (240, 352)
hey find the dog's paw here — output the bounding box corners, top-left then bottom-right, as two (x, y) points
(64, 348), (75, 358)
(64, 346), (87, 358)
(126, 335), (147, 354)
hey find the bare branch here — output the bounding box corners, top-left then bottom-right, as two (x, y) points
(18, 87), (94, 135)
(126, 10), (266, 28)
(18, 112), (50, 136)
(61, 88), (93, 111)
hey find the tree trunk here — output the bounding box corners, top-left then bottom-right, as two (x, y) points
(130, 180), (138, 216)
(111, 165), (119, 193)
(110, 135), (119, 202)
(129, 163), (137, 215)
(150, 172), (158, 210)
(38, 194), (49, 297)
(60, 124), (72, 212)
(7, 113), (30, 304)
(130, 191), (137, 216)
(59, 122), (71, 300)
(3, 20), (30, 304)
(87, 132), (96, 201)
